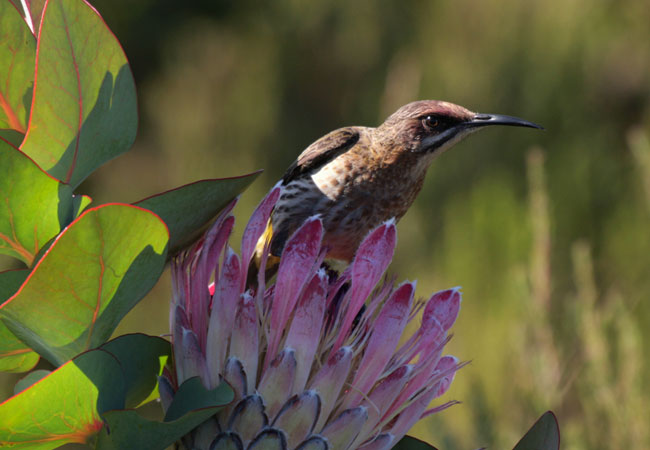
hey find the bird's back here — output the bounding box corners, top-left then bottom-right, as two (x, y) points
(268, 125), (430, 262)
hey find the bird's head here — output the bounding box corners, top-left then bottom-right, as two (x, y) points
(379, 100), (543, 155)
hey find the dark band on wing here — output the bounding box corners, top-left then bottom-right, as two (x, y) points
(282, 127), (360, 184)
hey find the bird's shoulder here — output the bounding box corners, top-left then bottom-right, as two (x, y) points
(282, 126), (362, 184)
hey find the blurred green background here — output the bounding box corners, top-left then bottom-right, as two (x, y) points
(3, 0), (650, 448)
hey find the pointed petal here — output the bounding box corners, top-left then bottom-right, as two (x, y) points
(368, 365), (413, 414)
(295, 436), (329, 450)
(400, 321), (445, 368)
(180, 328), (208, 385)
(258, 349), (297, 419)
(224, 357), (248, 400)
(172, 304), (189, 382)
(382, 351), (456, 424)
(194, 214), (236, 347)
(426, 355), (459, 398)
(357, 433), (394, 450)
(354, 365), (412, 445)
(248, 429), (288, 450)
(240, 184), (282, 280)
(320, 407), (368, 449)
(158, 375), (175, 413)
(333, 221), (396, 351)
(229, 293), (259, 394)
(345, 282), (414, 408)
(422, 288), (461, 332)
(267, 217), (324, 363)
(386, 356), (460, 440)
(200, 213), (236, 288)
(421, 400), (460, 419)
(285, 270), (328, 393)
(310, 347), (353, 432)
(210, 432), (244, 450)
(391, 289), (460, 391)
(228, 394), (268, 446)
(206, 248), (242, 387)
(194, 418), (221, 449)
(387, 309), (457, 415)
(272, 391), (321, 448)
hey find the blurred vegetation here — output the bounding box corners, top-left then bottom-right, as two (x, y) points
(2, 0), (649, 448)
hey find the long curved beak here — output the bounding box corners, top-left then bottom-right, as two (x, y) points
(468, 113), (544, 130)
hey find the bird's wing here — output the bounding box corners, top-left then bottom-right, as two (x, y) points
(282, 127), (360, 183)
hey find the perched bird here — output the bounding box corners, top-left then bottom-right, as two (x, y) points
(255, 100), (542, 270)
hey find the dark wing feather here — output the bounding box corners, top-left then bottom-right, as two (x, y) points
(282, 127), (360, 184)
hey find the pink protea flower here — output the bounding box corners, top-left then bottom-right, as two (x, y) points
(161, 186), (463, 450)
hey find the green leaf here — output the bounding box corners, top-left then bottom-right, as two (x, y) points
(0, 139), (73, 265)
(0, 334), (173, 449)
(13, 369), (51, 395)
(134, 171), (261, 254)
(25, 0), (47, 36)
(0, 0), (35, 138)
(393, 435), (438, 450)
(72, 193), (93, 219)
(513, 411), (560, 450)
(0, 204), (168, 366)
(99, 333), (170, 409)
(0, 348), (124, 450)
(96, 378), (234, 450)
(164, 377), (234, 422)
(0, 269), (39, 373)
(20, 0), (137, 189)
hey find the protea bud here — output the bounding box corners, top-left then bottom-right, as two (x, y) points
(161, 186), (463, 449)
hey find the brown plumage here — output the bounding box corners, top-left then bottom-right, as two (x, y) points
(255, 100), (542, 268)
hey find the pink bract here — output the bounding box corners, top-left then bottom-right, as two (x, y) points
(163, 186), (463, 450)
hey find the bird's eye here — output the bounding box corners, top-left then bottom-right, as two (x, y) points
(423, 115), (439, 130)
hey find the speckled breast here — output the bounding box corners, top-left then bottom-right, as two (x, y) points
(272, 147), (430, 261)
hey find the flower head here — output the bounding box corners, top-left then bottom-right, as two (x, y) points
(161, 186), (463, 449)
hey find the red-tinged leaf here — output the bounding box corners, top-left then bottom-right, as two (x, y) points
(6, 0), (23, 14)
(0, 334), (175, 449)
(0, 0), (35, 140)
(13, 369), (50, 394)
(25, 0), (47, 35)
(513, 411), (560, 450)
(134, 171), (261, 255)
(20, 0), (137, 188)
(72, 193), (92, 218)
(0, 269), (38, 373)
(0, 348), (123, 450)
(0, 139), (73, 265)
(0, 204), (168, 366)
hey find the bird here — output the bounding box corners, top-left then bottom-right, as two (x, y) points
(254, 100), (542, 272)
